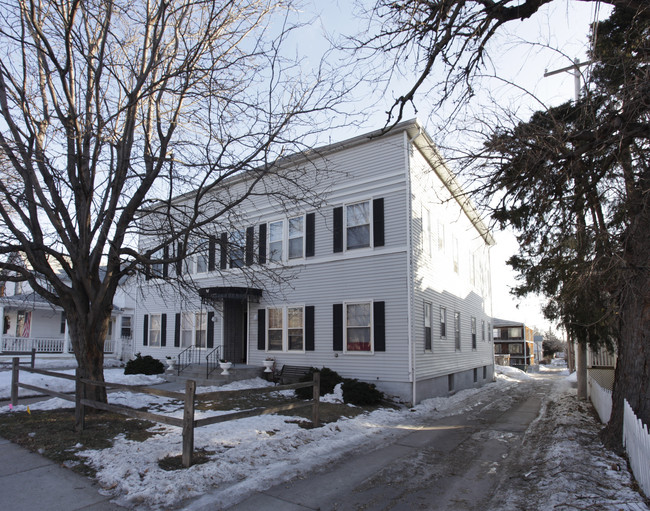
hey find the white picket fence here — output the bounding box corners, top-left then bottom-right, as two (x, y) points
(624, 399), (650, 498)
(590, 377), (650, 498)
(588, 375), (612, 423)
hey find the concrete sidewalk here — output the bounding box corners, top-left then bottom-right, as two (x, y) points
(0, 437), (124, 510)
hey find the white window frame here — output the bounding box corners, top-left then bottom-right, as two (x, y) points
(424, 301), (432, 351)
(288, 216), (305, 259)
(471, 316), (477, 350)
(149, 314), (161, 347)
(266, 306), (305, 352)
(195, 240), (209, 274)
(454, 311), (461, 351)
(440, 306), (447, 339)
(345, 201), (371, 250)
(481, 320), (485, 342)
(344, 301), (373, 354)
(121, 316), (132, 339)
(268, 220), (284, 263)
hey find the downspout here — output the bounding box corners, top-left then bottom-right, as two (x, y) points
(406, 127), (421, 405)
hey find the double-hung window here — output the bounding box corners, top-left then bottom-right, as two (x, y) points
(288, 217), (304, 259)
(267, 308), (284, 351)
(346, 202), (370, 249)
(482, 320), (485, 342)
(287, 307), (304, 350)
(230, 230), (246, 268)
(440, 306), (447, 338)
(346, 303), (371, 352)
(121, 316), (132, 339)
(424, 302), (432, 350)
(195, 240), (209, 274)
(267, 307), (304, 351)
(269, 221), (283, 262)
(454, 311), (461, 350)
(149, 314), (162, 347)
(151, 249), (163, 277)
(422, 206), (432, 256)
(471, 317), (477, 349)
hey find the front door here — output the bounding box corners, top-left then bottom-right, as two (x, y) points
(223, 299), (247, 364)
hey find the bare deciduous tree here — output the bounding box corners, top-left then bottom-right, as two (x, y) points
(0, 0), (351, 402)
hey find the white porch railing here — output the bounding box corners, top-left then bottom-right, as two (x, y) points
(624, 399), (650, 498)
(588, 374), (612, 423)
(1, 336), (64, 353)
(3, 336), (116, 354)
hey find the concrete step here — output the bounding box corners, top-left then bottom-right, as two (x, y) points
(165, 364), (267, 387)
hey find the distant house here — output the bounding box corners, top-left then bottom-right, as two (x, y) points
(134, 120), (496, 404)
(0, 256), (133, 361)
(493, 319), (534, 370)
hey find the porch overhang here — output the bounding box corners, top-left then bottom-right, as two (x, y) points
(198, 286), (263, 303)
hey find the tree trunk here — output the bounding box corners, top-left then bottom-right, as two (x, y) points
(603, 204), (650, 448)
(577, 342), (588, 400)
(67, 310), (110, 404)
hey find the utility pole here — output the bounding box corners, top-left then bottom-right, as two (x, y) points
(544, 58), (591, 101)
(544, 58), (591, 400)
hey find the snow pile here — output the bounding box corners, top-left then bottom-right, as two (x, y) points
(495, 364), (532, 381)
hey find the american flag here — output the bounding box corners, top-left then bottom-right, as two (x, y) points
(21, 311), (31, 338)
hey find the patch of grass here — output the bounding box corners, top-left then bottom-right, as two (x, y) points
(0, 408), (155, 477)
(158, 448), (214, 471)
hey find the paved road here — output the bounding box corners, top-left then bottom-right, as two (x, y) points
(185, 375), (556, 511)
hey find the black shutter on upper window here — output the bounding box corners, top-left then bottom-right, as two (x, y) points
(174, 313), (181, 347)
(245, 226), (254, 266)
(207, 312), (214, 348)
(220, 233), (228, 270)
(143, 314), (149, 346)
(373, 198), (385, 247)
(257, 309), (266, 350)
(333, 303), (343, 351)
(258, 224), (267, 265)
(162, 245), (169, 278)
(373, 301), (385, 351)
(176, 242), (183, 275)
(333, 207), (343, 253)
(306, 212), (315, 257)
(305, 306), (315, 351)
(208, 236), (216, 271)
(161, 314), (167, 347)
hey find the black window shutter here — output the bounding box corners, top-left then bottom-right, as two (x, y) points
(258, 224), (267, 265)
(306, 213), (315, 257)
(373, 198), (385, 247)
(144, 260), (151, 280)
(143, 314), (149, 346)
(219, 233), (228, 270)
(333, 303), (343, 351)
(162, 245), (169, 278)
(305, 306), (315, 351)
(207, 312), (214, 348)
(374, 301), (385, 351)
(208, 236), (216, 272)
(257, 309), (266, 350)
(161, 314), (167, 347)
(176, 242), (183, 275)
(245, 226), (254, 266)
(174, 313), (181, 347)
(333, 207), (343, 253)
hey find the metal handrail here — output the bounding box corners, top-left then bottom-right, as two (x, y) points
(205, 346), (221, 378)
(177, 345), (199, 375)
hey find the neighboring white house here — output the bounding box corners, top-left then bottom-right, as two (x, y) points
(134, 119), (495, 404)
(0, 256), (134, 361)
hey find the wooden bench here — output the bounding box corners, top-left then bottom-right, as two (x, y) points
(272, 365), (312, 385)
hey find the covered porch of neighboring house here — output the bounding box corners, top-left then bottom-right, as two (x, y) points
(0, 293), (131, 361)
(171, 286), (264, 383)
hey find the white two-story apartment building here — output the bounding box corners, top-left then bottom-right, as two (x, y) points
(135, 120), (495, 404)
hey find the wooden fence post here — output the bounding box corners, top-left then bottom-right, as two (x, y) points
(182, 379), (196, 468)
(11, 357), (19, 407)
(312, 371), (320, 428)
(75, 368), (85, 432)
(30, 348), (36, 368)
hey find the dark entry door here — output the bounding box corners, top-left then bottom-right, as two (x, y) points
(223, 299), (247, 364)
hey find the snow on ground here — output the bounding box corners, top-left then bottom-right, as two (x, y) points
(0, 364), (647, 510)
